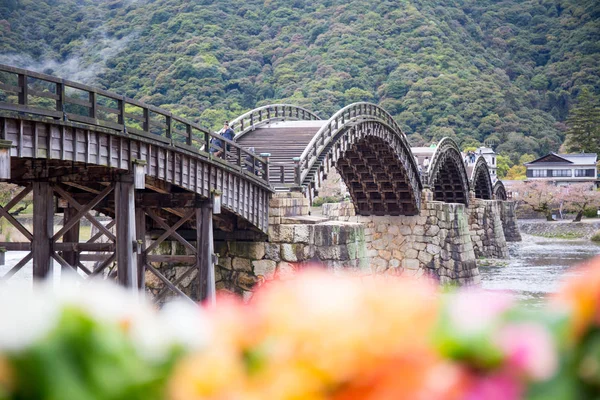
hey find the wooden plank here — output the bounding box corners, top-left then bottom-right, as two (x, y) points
(0, 242), (31, 251)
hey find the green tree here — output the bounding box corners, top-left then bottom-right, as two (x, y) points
(565, 89), (600, 154)
(496, 155), (512, 178)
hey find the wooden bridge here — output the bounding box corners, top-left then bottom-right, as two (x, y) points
(0, 65), (506, 301)
(0, 64), (272, 302)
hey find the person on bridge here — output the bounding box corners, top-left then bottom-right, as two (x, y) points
(211, 121), (235, 158)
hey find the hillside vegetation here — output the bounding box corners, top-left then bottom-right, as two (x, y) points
(1, 0), (599, 168)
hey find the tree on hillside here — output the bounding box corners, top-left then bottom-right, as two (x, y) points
(565, 89), (600, 154)
(512, 181), (560, 221)
(496, 155), (511, 179)
(505, 165), (526, 180)
(558, 183), (600, 222)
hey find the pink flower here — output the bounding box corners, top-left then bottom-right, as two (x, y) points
(465, 371), (523, 400)
(447, 290), (514, 334)
(495, 323), (558, 381)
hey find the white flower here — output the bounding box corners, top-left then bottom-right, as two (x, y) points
(129, 300), (211, 361)
(0, 282), (59, 352)
(53, 274), (150, 324)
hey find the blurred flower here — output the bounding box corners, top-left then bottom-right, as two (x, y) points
(446, 289), (514, 335)
(129, 300), (211, 361)
(553, 257), (600, 340)
(0, 282), (59, 352)
(495, 323), (557, 380)
(464, 371), (523, 400)
(332, 353), (469, 400)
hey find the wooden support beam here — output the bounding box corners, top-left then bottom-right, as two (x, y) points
(32, 181), (54, 279)
(62, 205), (80, 272)
(115, 176), (137, 288)
(135, 207), (146, 291)
(196, 201), (215, 303)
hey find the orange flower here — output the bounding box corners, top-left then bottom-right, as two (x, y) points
(553, 256), (600, 340)
(332, 351), (469, 400)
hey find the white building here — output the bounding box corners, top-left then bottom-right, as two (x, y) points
(524, 153), (598, 185)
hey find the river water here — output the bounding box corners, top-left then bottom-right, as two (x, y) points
(479, 234), (600, 306)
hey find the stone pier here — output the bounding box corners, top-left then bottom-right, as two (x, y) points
(499, 201), (522, 242)
(323, 200), (480, 285)
(151, 192), (523, 300)
(467, 199), (509, 258)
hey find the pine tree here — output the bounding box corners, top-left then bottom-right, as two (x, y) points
(565, 89), (600, 154)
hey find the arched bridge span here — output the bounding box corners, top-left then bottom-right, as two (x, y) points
(493, 181), (508, 201)
(235, 103), (422, 215)
(422, 137), (470, 206)
(469, 156), (494, 200)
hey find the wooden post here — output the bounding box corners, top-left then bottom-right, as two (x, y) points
(62, 204), (80, 271)
(260, 153), (270, 182)
(196, 201), (215, 303)
(32, 181), (53, 279)
(115, 177), (137, 288)
(0, 140), (12, 180)
(135, 207), (146, 291)
(293, 157), (301, 186)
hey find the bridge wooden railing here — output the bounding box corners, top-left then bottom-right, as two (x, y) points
(296, 102), (419, 186)
(229, 104), (320, 138)
(0, 64), (270, 185)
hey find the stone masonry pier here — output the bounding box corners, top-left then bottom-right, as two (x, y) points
(150, 193), (520, 299)
(323, 200), (480, 285)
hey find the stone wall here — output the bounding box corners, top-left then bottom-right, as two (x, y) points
(499, 201), (522, 242)
(467, 199), (509, 258)
(322, 200), (480, 285)
(214, 219), (367, 300)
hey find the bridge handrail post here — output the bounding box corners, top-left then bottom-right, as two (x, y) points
(118, 96), (126, 131)
(186, 124), (192, 146)
(142, 107), (149, 132)
(89, 91), (97, 120)
(204, 131), (210, 155)
(293, 157), (301, 186)
(165, 115), (172, 139)
(17, 73), (28, 106)
(260, 153), (270, 182)
(56, 81), (65, 118)
(237, 147), (242, 169)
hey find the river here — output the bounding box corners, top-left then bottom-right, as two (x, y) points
(479, 233), (600, 306)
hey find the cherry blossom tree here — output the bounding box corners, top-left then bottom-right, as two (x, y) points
(558, 183), (600, 222)
(512, 181), (561, 221)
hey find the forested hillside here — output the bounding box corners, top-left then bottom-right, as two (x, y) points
(1, 0), (599, 168)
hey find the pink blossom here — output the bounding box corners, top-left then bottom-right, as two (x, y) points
(448, 290), (514, 334)
(465, 371), (524, 400)
(495, 323), (558, 380)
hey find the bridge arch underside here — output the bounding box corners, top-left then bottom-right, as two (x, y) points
(493, 182), (507, 201)
(472, 162), (493, 200)
(336, 136), (420, 216)
(429, 152), (469, 205)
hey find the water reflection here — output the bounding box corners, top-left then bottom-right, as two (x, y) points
(480, 234), (600, 305)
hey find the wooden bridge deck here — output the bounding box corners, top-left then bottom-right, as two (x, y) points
(235, 120), (325, 187)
